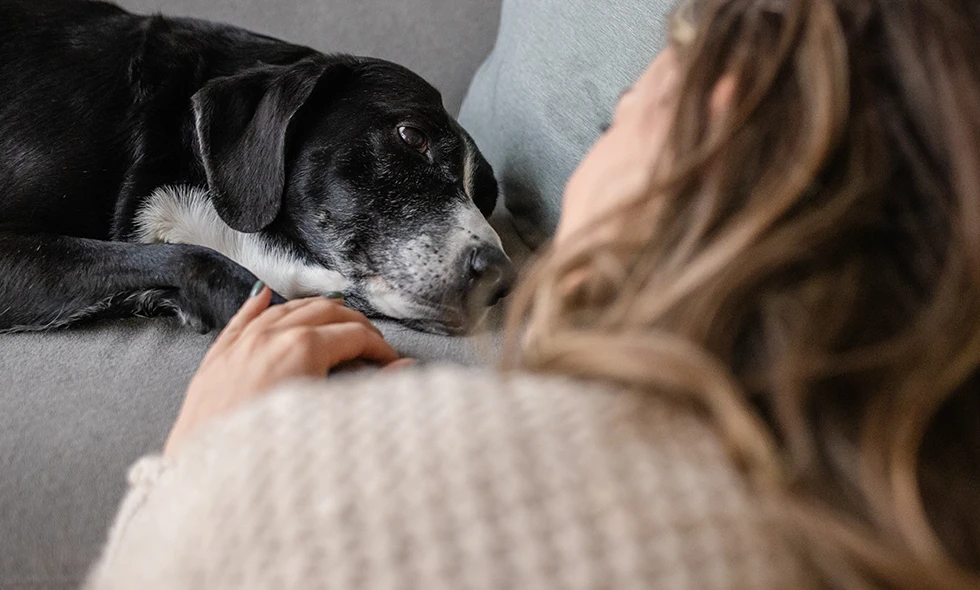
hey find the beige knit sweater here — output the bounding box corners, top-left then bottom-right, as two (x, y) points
(84, 367), (809, 590)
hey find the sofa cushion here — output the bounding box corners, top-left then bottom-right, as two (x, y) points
(457, 0), (674, 247)
(114, 0), (502, 114)
(0, 323), (498, 590)
(0, 320), (207, 590)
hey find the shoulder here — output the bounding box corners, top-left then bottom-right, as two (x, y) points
(259, 365), (733, 471)
(239, 365), (736, 482)
(90, 366), (810, 589)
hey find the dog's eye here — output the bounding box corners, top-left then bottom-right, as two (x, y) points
(398, 125), (429, 152)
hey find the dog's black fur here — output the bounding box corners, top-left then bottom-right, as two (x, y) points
(0, 0), (513, 334)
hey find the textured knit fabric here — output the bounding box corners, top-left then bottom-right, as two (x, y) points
(84, 367), (809, 590)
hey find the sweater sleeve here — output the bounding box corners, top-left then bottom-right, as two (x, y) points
(94, 455), (172, 567)
(84, 367), (808, 590)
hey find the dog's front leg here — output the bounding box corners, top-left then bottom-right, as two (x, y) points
(0, 232), (284, 333)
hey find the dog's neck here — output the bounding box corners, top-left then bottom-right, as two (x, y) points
(138, 14), (320, 85)
(134, 185), (347, 299)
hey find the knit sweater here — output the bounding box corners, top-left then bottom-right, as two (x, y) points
(84, 366), (809, 590)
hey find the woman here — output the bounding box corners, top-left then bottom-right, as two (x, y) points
(86, 0), (980, 588)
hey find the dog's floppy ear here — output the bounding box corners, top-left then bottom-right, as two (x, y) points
(193, 59), (332, 233)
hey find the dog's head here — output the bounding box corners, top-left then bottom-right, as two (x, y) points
(192, 56), (515, 335)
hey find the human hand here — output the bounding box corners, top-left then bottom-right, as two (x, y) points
(163, 282), (409, 455)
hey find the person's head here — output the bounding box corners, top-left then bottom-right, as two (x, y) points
(510, 0), (980, 587)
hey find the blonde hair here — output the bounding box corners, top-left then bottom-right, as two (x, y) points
(506, 0), (980, 588)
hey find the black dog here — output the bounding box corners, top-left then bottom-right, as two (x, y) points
(0, 0), (514, 335)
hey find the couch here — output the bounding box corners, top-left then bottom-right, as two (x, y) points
(0, 0), (670, 587)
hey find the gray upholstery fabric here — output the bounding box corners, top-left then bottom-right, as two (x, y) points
(0, 1), (505, 588)
(458, 0), (674, 247)
(0, 321), (208, 590)
(114, 0), (503, 115)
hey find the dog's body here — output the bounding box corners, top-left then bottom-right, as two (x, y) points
(0, 0), (513, 335)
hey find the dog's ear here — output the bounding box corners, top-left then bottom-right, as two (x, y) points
(193, 59), (335, 233)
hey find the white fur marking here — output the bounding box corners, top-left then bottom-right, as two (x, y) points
(135, 186), (348, 299)
(461, 136), (476, 203)
(362, 276), (423, 320)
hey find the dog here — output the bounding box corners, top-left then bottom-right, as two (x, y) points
(0, 0), (515, 336)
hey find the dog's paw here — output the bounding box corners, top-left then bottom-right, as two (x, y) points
(172, 247), (286, 332)
(174, 306), (214, 334)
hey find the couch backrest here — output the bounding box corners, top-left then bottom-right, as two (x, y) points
(113, 0), (503, 114)
(459, 0), (673, 246)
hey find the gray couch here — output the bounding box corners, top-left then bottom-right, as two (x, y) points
(0, 0), (671, 587)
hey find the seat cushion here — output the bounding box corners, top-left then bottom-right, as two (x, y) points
(0, 327), (492, 588)
(0, 321), (496, 590)
(457, 0), (675, 247)
(0, 320), (207, 590)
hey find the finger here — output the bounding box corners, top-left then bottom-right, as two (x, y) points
(210, 282), (272, 351)
(240, 296), (339, 339)
(273, 298), (382, 336)
(248, 292), (352, 326)
(302, 323), (401, 373)
(382, 358), (417, 372)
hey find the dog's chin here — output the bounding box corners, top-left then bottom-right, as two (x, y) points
(397, 300), (495, 335)
(400, 317), (470, 337)
(345, 290), (484, 336)
(380, 304), (478, 337)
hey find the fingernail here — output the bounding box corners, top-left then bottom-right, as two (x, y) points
(323, 291), (345, 300)
(249, 280), (266, 298)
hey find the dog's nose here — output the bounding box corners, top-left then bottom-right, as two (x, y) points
(466, 245), (516, 306)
